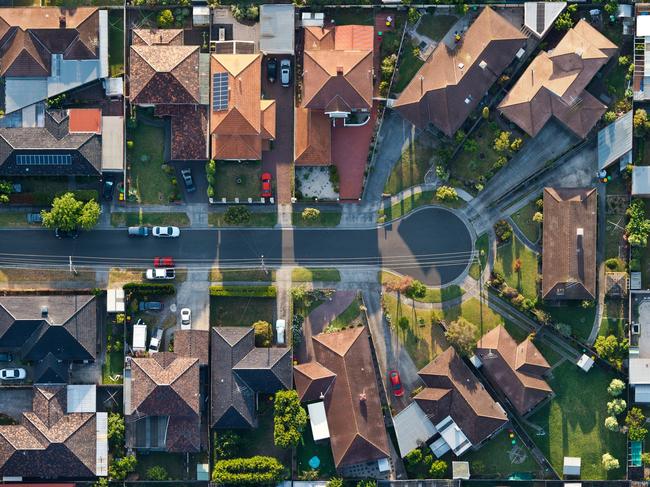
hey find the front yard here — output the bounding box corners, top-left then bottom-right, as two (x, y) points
(111, 212), (190, 227)
(210, 296), (276, 327)
(292, 211), (341, 227)
(214, 161), (263, 201)
(292, 268), (341, 282)
(208, 210), (277, 227)
(493, 236), (539, 301)
(384, 134), (436, 195)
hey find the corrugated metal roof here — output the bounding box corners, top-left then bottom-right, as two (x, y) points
(260, 4), (295, 55)
(393, 402), (437, 457)
(598, 110), (633, 170)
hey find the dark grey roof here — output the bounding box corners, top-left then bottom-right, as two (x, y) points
(234, 348), (292, 392)
(33, 352), (69, 384)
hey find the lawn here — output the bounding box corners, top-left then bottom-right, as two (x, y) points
(214, 161), (262, 200)
(542, 303), (597, 342)
(108, 10), (124, 77)
(380, 271), (463, 303)
(511, 199), (541, 243)
(111, 212), (190, 227)
(393, 36), (425, 94)
(599, 300), (626, 339)
(384, 136), (436, 195)
(448, 119), (501, 185)
(326, 8), (374, 25)
(416, 13), (458, 41)
(210, 268), (276, 282)
(604, 174), (628, 260)
(525, 362), (627, 480)
(135, 451), (206, 481)
(0, 212), (31, 228)
(379, 189), (465, 223)
(10, 176), (99, 205)
(292, 211), (341, 227)
(0, 268), (97, 287)
(208, 211), (277, 227)
(292, 268), (341, 282)
(493, 236), (539, 301)
(127, 120), (173, 204)
(102, 317), (124, 385)
(329, 296), (363, 331)
(296, 422), (337, 480)
(210, 296), (275, 327)
(469, 233), (489, 280)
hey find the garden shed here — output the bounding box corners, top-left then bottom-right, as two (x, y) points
(563, 456), (581, 476)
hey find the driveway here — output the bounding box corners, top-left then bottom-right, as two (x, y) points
(170, 161), (208, 204)
(0, 386), (32, 420)
(176, 268), (210, 331)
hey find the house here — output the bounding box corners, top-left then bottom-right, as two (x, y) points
(499, 20), (617, 138)
(476, 326), (553, 416)
(413, 347), (507, 457)
(294, 326), (391, 474)
(393, 7), (526, 137)
(0, 295), (98, 383)
(0, 8), (108, 115)
(0, 385), (107, 479)
(129, 29), (208, 160)
(542, 188), (597, 300)
(210, 53), (276, 160)
(211, 327), (291, 429)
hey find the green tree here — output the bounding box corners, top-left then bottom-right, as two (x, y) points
(146, 466), (168, 481)
(302, 207), (320, 221)
(405, 279), (427, 299)
(493, 131), (511, 152)
(41, 192), (100, 232)
(253, 320), (272, 347)
(494, 219), (513, 243)
(407, 7), (421, 24)
(532, 212), (543, 224)
(224, 206), (251, 225)
(213, 431), (241, 460)
(626, 199), (650, 247)
(604, 416), (619, 431)
(604, 111), (618, 123)
(109, 455), (137, 481)
(510, 138), (523, 151)
(429, 459), (447, 478)
(435, 185), (458, 202)
(381, 55), (397, 80)
(245, 5), (259, 20)
(482, 106), (490, 119)
(107, 412), (125, 452)
(157, 9), (174, 27)
(607, 398), (626, 415)
(273, 390), (308, 448)
(212, 456), (286, 484)
(555, 5), (576, 30)
(634, 108), (650, 137)
(602, 453), (620, 471)
(608, 378), (625, 396)
(398, 316), (410, 332)
(642, 452), (650, 466)
(444, 317), (478, 356)
(594, 335), (629, 369)
(79, 199), (101, 230)
(327, 479), (344, 487)
(626, 407), (648, 440)
(619, 55), (631, 66)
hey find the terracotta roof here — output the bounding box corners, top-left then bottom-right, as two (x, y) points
(68, 108), (102, 134)
(294, 361), (336, 401)
(132, 28), (183, 46)
(394, 7), (526, 137)
(304, 26), (335, 50)
(130, 45), (200, 105)
(476, 326), (552, 415)
(308, 326), (390, 468)
(333, 25), (374, 51)
(499, 20), (617, 138)
(415, 347), (507, 445)
(294, 107), (332, 165)
(542, 187), (597, 300)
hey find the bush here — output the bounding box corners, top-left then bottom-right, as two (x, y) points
(210, 285), (277, 298)
(594, 335), (629, 370)
(212, 456), (286, 484)
(429, 460), (447, 478)
(494, 219), (512, 243)
(608, 378), (625, 396)
(493, 131), (511, 152)
(273, 390), (308, 448)
(123, 282), (176, 297)
(626, 199), (650, 247)
(607, 398), (626, 415)
(109, 455), (137, 481)
(146, 466), (168, 481)
(253, 320), (272, 347)
(532, 211), (543, 224)
(224, 206), (251, 225)
(604, 111), (618, 123)
(604, 416), (619, 431)
(213, 431), (241, 460)
(626, 408), (648, 440)
(301, 207), (320, 221)
(157, 9), (174, 27)
(107, 413), (125, 454)
(602, 453), (620, 471)
(435, 185), (458, 202)
(605, 257), (622, 271)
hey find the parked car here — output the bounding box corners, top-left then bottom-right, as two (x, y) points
(261, 172), (272, 198)
(154, 256), (175, 267)
(276, 319), (286, 345)
(0, 368), (26, 380)
(388, 369), (404, 397)
(180, 308), (191, 330)
(180, 168), (196, 193)
(139, 301), (163, 311)
(148, 328), (163, 354)
(103, 180), (115, 201)
(0, 352), (13, 362)
(145, 268), (176, 280)
(133, 319), (147, 352)
(27, 212), (42, 224)
(267, 57), (277, 83)
(152, 226), (180, 238)
(128, 226), (150, 237)
(280, 59), (291, 87)
(55, 228), (79, 239)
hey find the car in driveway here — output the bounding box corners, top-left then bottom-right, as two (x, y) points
(0, 368), (26, 381)
(103, 180), (115, 201)
(145, 268), (175, 280)
(180, 168), (196, 193)
(261, 172), (273, 198)
(0, 352), (13, 362)
(55, 228), (79, 239)
(148, 328), (163, 354)
(180, 308), (191, 330)
(388, 369), (404, 397)
(267, 57), (277, 83)
(139, 301), (163, 311)
(153, 226), (180, 238)
(128, 226), (150, 237)
(280, 59), (291, 87)
(154, 256), (175, 267)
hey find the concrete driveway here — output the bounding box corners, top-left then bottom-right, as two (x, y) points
(170, 160), (208, 204)
(0, 386), (32, 420)
(175, 269), (210, 331)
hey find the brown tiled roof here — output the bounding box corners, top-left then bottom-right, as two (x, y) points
(0, 386), (98, 479)
(542, 187), (597, 300)
(294, 361), (336, 401)
(261, 99), (276, 140)
(154, 104), (208, 160)
(130, 45), (200, 105)
(174, 329), (209, 365)
(304, 26), (335, 51)
(294, 107), (332, 165)
(309, 326), (390, 468)
(476, 326), (552, 415)
(132, 28), (183, 46)
(68, 108), (101, 134)
(499, 20), (617, 138)
(605, 271), (628, 297)
(394, 7), (526, 137)
(415, 347), (507, 445)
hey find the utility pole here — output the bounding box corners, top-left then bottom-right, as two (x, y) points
(260, 254), (268, 275)
(69, 256), (77, 276)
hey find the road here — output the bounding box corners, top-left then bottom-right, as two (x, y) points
(0, 207), (474, 286)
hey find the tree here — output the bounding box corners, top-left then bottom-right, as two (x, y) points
(494, 219), (513, 243)
(385, 275), (413, 295)
(642, 453), (650, 466)
(482, 107), (490, 119)
(109, 455), (137, 480)
(510, 138), (523, 152)
(445, 317), (478, 356)
(302, 207), (320, 221)
(435, 185), (458, 202)
(619, 55), (631, 66)
(107, 412), (124, 452)
(212, 456), (286, 484)
(555, 7), (575, 31)
(381, 54), (397, 80)
(327, 479), (344, 487)
(273, 390), (308, 448)
(532, 212), (543, 224)
(398, 316), (410, 332)
(78, 199), (100, 230)
(157, 9), (174, 27)
(604, 111), (618, 123)
(407, 7), (421, 24)
(429, 460), (447, 478)
(213, 431), (241, 460)
(602, 453), (620, 471)
(146, 466), (168, 481)
(604, 416), (619, 431)
(607, 398), (626, 415)
(41, 192), (100, 232)
(626, 408), (648, 441)
(634, 108), (650, 137)
(253, 320), (272, 347)
(626, 199), (650, 247)
(594, 335), (629, 369)
(608, 378), (625, 397)
(493, 131), (511, 152)
(224, 206), (251, 225)
(245, 5), (259, 20)
(405, 279), (426, 299)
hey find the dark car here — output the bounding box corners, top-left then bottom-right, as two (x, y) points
(0, 352), (13, 362)
(103, 180), (115, 201)
(267, 57), (277, 83)
(139, 301), (163, 311)
(388, 369), (404, 397)
(128, 226), (150, 237)
(180, 168), (196, 193)
(55, 228), (79, 239)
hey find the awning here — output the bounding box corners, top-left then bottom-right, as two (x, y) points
(307, 402), (330, 441)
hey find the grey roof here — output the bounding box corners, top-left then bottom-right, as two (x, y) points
(33, 352), (69, 384)
(259, 4), (295, 55)
(598, 110), (633, 170)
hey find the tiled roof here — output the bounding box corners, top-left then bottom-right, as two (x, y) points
(294, 361), (336, 402)
(394, 7), (526, 137)
(132, 28), (183, 46)
(294, 107), (331, 165)
(154, 104), (208, 160)
(542, 187), (597, 300)
(174, 329), (209, 366)
(68, 108), (102, 134)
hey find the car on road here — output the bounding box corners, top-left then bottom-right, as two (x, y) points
(388, 369), (404, 397)
(148, 328), (163, 354)
(139, 301), (163, 311)
(152, 226), (180, 238)
(103, 180), (115, 201)
(180, 308), (191, 329)
(267, 57), (277, 83)
(145, 268), (176, 280)
(0, 368), (26, 380)
(261, 172), (273, 198)
(154, 256), (175, 267)
(55, 228), (79, 239)
(0, 352), (13, 362)
(280, 59), (291, 87)
(180, 168), (196, 193)
(27, 212), (42, 224)
(128, 226), (150, 237)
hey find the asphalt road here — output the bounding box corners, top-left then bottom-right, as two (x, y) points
(0, 208), (473, 286)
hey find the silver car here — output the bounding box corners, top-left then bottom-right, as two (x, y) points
(280, 59), (291, 87)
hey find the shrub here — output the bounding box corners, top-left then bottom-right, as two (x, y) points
(605, 257), (621, 271)
(157, 9), (174, 27)
(253, 320), (272, 347)
(493, 131), (511, 152)
(213, 431), (241, 460)
(626, 407), (648, 441)
(532, 212), (543, 223)
(146, 466), (168, 481)
(301, 207), (320, 221)
(327, 478), (344, 487)
(604, 111), (618, 123)
(482, 106), (489, 119)
(642, 453), (650, 466)
(273, 390), (308, 448)
(224, 206), (251, 225)
(494, 219), (512, 243)
(604, 416), (619, 431)
(123, 282), (176, 297)
(602, 453), (620, 471)
(209, 285), (277, 298)
(429, 459), (447, 478)
(407, 7), (421, 23)
(626, 199), (650, 247)
(109, 455), (137, 481)
(607, 398), (626, 415)
(107, 413), (125, 453)
(608, 378), (625, 396)
(435, 185), (458, 202)
(510, 138), (523, 151)
(594, 335), (628, 369)
(212, 456), (286, 484)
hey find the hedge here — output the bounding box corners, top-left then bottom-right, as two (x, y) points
(209, 285), (277, 298)
(212, 456), (286, 484)
(123, 282), (176, 296)
(32, 189), (99, 206)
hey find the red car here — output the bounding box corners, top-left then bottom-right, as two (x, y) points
(153, 256), (175, 268)
(388, 369), (404, 397)
(261, 172), (272, 198)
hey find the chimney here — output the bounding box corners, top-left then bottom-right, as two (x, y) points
(336, 66), (344, 76)
(59, 15), (66, 28)
(41, 306), (48, 318)
(419, 75), (424, 96)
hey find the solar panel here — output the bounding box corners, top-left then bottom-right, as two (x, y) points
(212, 72), (229, 111)
(16, 154), (72, 166)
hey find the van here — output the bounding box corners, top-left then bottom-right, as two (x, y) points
(132, 319), (147, 352)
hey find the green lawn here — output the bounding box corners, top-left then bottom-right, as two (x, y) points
(393, 37), (425, 94)
(210, 268), (276, 282)
(469, 233), (490, 280)
(384, 137), (436, 195)
(0, 212), (31, 228)
(379, 189), (465, 223)
(329, 297), (362, 331)
(210, 296), (275, 327)
(599, 300), (626, 339)
(135, 451), (205, 481)
(108, 10), (124, 77)
(604, 174), (628, 260)
(542, 304), (597, 342)
(416, 13), (458, 41)
(110, 212), (190, 227)
(214, 161), (262, 200)
(292, 268), (341, 282)
(531, 337), (565, 366)
(102, 320), (124, 385)
(525, 362), (627, 480)
(208, 211), (277, 227)
(296, 418), (337, 479)
(493, 236), (539, 301)
(292, 211), (341, 227)
(326, 8), (374, 25)
(511, 199), (541, 243)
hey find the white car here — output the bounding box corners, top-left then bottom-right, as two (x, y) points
(180, 308), (191, 330)
(148, 328), (163, 354)
(152, 226), (180, 238)
(145, 268), (176, 280)
(0, 368), (26, 380)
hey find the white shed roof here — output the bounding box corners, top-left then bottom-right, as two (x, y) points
(101, 116), (124, 172)
(563, 456), (581, 476)
(524, 2), (567, 38)
(635, 384), (650, 402)
(67, 384), (97, 413)
(307, 401), (330, 441)
(452, 461), (471, 480)
(630, 357), (650, 385)
(576, 354), (594, 372)
(638, 15), (650, 36)
(260, 4), (295, 54)
(107, 288), (125, 313)
(393, 402), (437, 457)
(632, 166), (650, 196)
(598, 111), (633, 170)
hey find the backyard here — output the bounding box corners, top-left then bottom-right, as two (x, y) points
(448, 119), (502, 189)
(416, 12), (458, 41)
(292, 268), (340, 282)
(214, 161), (263, 201)
(296, 420), (337, 480)
(542, 303), (597, 342)
(102, 314), (124, 385)
(210, 296), (276, 327)
(392, 36), (425, 94)
(384, 134), (436, 195)
(108, 9), (124, 77)
(135, 451), (208, 481)
(493, 236), (539, 301)
(208, 210), (277, 227)
(604, 173), (628, 261)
